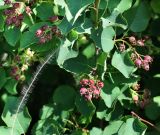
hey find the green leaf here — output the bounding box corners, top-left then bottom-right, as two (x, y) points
(4, 78), (18, 95)
(90, 127), (103, 135)
(4, 27), (21, 46)
(118, 118), (147, 135)
(1, 96), (31, 134)
(111, 51), (135, 78)
(101, 27), (115, 53)
(39, 105), (54, 120)
(75, 94), (96, 123)
(151, 0), (160, 14)
(0, 11), (4, 32)
(103, 118), (147, 135)
(53, 85), (76, 110)
(101, 80), (121, 108)
(58, 17), (73, 34)
(20, 31), (36, 49)
(108, 73), (140, 85)
(82, 43), (96, 59)
(103, 120), (124, 135)
(124, 0), (151, 32)
(0, 1), (10, 10)
(96, 100), (107, 119)
(114, 0), (133, 13)
(55, 0), (94, 23)
(102, 0), (133, 29)
(0, 126), (19, 135)
(35, 3), (54, 21)
(0, 67), (7, 89)
(57, 39), (78, 66)
(30, 36), (60, 52)
(145, 96), (160, 120)
(63, 54), (96, 74)
(71, 129), (88, 135)
(29, 22), (51, 33)
(31, 119), (60, 135)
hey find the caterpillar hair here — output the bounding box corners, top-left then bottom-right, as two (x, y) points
(11, 48), (59, 135)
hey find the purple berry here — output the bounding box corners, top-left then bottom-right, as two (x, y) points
(15, 20), (21, 27)
(5, 17), (12, 25)
(3, 10), (11, 15)
(12, 16), (17, 23)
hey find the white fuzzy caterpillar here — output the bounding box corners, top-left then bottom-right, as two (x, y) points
(11, 48), (59, 135)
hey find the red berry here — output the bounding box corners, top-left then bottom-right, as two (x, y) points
(129, 36), (136, 44)
(25, 6), (32, 14)
(4, 0), (11, 5)
(134, 59), (142, 68)
(15, 74), (20, 81)
(137, 39), (144, 46)
(41, 25), (49, 31)
(144, 55), (153, 63)
(93, 89), (100, 95)
(51, 26), (58, 33)
(85, 94), (92, 100)
(13, 3), (20, 9)
(142, 60), (150, 71)
(15, 20), (21, 27)
(6, 17), (13, 25)
(97, 81), (104, 88)
(11, 66), (19, 74)
(12, 16), (17, 23)
(36, 29), (43, 37)
(80, 88), (87, 95)
(49, 16), (58, 22)
(45, 34), (52, 40)
(39, 37), (46, 44)
(18, 14), (24, 20)
(89, 79), (94, 85)
(3, 10), (11, 15)
(80, 79), (89, 86)
(119, 44), (125, 52)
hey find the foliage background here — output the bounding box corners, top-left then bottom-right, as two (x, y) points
(0, 0), (160, 135)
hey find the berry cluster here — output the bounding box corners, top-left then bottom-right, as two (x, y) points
(131, 54), (153, 71)
(4, 0), (11, 5)
(128, 36), (149, 46)
(35, 25), (62, 44)
(10, 48), (36, 81)
(79, 79), (104, 100)
(132, 88), (151, 109)
(3, 2), (24, 27)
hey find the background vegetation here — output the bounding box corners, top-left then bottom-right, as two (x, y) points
(0, 0), (160, 134)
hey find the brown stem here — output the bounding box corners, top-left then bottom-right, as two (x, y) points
(131, 111), (160, 132)
(94, 0), (101, 28)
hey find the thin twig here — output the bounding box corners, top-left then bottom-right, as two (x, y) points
(94, 0), (101, 28)
(131, 111), (160, 133)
